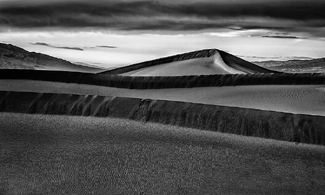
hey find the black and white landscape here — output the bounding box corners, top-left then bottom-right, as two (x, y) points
(1, 0), (325, 194)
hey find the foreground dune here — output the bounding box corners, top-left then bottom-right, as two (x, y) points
(100, 49), (279, 76)
(1, 113), (325, 194)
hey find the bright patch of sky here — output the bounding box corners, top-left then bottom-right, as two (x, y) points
(1, 30), (325, 68)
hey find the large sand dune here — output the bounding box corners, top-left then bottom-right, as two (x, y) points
(100, 49), (279, 76)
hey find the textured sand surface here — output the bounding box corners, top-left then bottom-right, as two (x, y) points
(1, 113), (325, 195)
(1, 79), (325, 116)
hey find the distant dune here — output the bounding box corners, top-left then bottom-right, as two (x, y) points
(100, 49), (279, 76)
(254, 58), (325, 73)
(0, 43), (105, 73)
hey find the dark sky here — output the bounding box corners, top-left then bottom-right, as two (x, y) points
(0, 0), (324, 38)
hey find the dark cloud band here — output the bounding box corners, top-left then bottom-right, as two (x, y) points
(31, 42), (84, 51)
(30, 42), (117, 50)
(1, 0), (324, 36)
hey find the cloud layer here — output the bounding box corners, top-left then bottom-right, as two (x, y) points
(0, 0), (324, 37)
(30, 42), (117, 50)
(31, 42), (84, 51)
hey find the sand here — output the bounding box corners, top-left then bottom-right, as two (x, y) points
(101, 49), (278, 76)
(1, 47), (325, 194)
(122, 52), (244, 76)
(1, 112), (325, 194)
(1, 79), (325, 116)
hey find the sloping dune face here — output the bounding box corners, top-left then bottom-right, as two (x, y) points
(100, 49), (279, 76)
(0, 43), (104, 73)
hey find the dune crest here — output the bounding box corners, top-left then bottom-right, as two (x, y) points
(100, 49), (279, 76)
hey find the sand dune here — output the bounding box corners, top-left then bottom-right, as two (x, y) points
(1, 90), (325, 145)
(1, 44), (325, 195)
(100, 49), (279, 76)
(254, 58), (325, 73)
(1, 80), (325, 116)
(1, 113), (325, 194)
(121, 51), (244, 76)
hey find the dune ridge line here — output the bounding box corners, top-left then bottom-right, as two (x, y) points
(99, 49), (280, 75)
(1, 90), (324, 146)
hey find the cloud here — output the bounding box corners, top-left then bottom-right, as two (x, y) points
(261, 35), (300, 39)
(240, 55), (315, 61)
(31, 42), (84, 51)
(1, 0), (325, 37)
(31, 42), (117, 50)
(96, 46), (117, 49)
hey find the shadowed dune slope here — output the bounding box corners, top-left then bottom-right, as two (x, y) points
(100, 49), (280, 76)
(0, 43), (105, 73)
(0, 69), (325, 89)
(1, 90), (325, 145)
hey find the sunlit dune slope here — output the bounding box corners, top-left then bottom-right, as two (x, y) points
(0, 43), (105, 73)
(100, 49), (279, 76)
